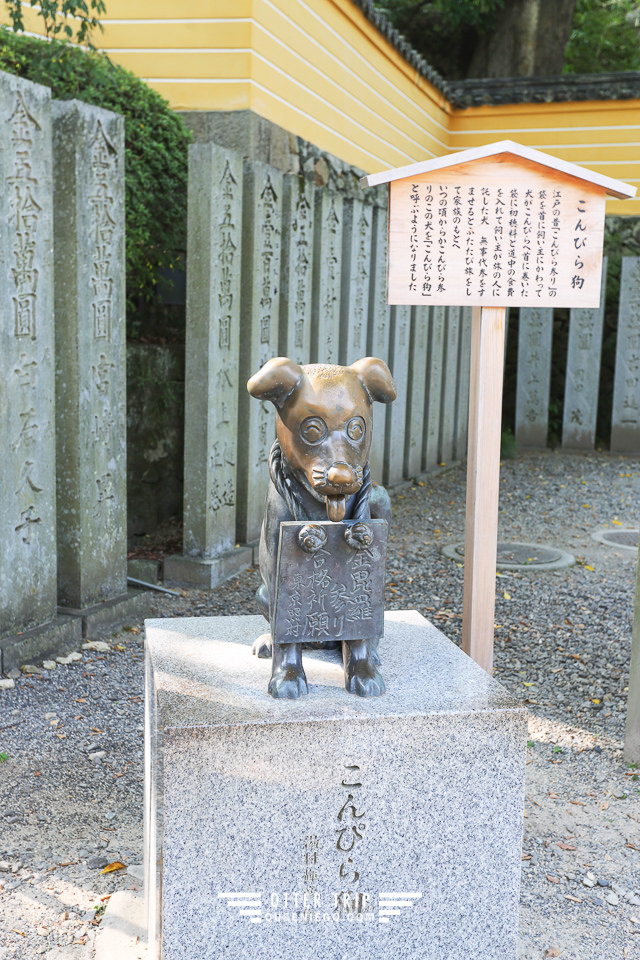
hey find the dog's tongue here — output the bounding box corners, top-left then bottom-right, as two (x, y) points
(325, 495), (346, 522)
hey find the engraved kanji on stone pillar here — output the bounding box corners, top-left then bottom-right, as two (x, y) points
(562, 259), (607, 450)
(311, 190), (343, 364)
(384, 305), (411, 486)
(367, 205), (391, 484)
(279, 174), (314, 364)
(52, 101), (126, 609)
(0, 76), (57, 637)
(453, 307), (472, 461)
(424, 305), (445, 471)
(236, 162), (283, 544)
(340, 198), (372, 364)
(515, 307), (554, 447)
(184, 145), (243, 557)
(405, 306), (429, 478)
(611, 257), (640, 453)
(439, 306), (461, 464)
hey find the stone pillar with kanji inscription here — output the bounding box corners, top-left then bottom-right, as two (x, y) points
(310, 190), (343, 364)
(236, 161), (283, 545)
(1, 77), (56, 633)
(424, 305), (445, 471)
(439, 306), (461, 463)
(0, 77), (82, 672)
(453, 306), (472, 460)
(367, 205), (391, 484)
(52, 100), (145, 631)
(515, 308), (553, 447)
(405, 305), (429, 477)
(164, 143), (253, 586)
(562, 259), (607, 450)
(383, 305), (411, 486)
(279, 174), (314, 364)
(611, 257), (640, 453)
(340, 197), (371, 364)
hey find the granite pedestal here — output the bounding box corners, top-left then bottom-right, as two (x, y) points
(144, 611), (526, 960)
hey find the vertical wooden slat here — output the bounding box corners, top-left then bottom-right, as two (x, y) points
(462, 306), (506, 673)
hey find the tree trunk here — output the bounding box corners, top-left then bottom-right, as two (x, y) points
(466, 0), (577, 78)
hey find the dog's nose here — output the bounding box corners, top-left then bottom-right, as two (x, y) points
(326, 462), (356, 488)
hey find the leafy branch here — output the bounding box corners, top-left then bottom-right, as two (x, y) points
(5, 0), (106, 46)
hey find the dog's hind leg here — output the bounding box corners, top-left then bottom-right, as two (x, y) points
(252, 633), (273, 658)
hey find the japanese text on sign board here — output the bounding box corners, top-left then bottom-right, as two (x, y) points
(389, 176), (605, 309)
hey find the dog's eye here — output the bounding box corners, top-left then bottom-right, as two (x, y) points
(346, 417), (366, 442)
(300, 416), (327, 444)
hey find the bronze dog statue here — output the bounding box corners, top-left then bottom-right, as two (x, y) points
(247, 356), (396, 699)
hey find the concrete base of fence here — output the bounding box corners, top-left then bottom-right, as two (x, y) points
(0, 614), (82, 673)
(163, 546), (253, 588)
(58, 590), (151, 640)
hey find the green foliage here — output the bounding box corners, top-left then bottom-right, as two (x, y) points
(0, 30), (191, 331)
(377, 0), (640, 76)
(374, 0), (506, 77)
(376, 0), (505, 32)
(5, 0), (105, 46)
(564, 0), (640, 73)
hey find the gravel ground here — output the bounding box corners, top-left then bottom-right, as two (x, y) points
(0, 449), (638, 959)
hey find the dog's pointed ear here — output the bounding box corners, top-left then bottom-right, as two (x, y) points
(247, 357), (305, 408)
(350, 357), (396, 404)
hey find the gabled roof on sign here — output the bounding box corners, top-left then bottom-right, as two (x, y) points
(360, 139), (636, 200)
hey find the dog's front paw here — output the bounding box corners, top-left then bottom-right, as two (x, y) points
(268, 665), (309, 699)
(345, 656), (385, 698)
(252, 632), (272, 659)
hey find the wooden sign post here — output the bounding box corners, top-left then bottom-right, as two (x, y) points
(362, 140), (635, 673)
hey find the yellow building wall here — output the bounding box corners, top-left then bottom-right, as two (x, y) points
(3, 0), (638, 214)
(450, 100), (640, 216)
(93, 0), (452, 174)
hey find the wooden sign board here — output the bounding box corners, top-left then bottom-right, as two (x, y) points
(361, 141), (635, 676)
(387, 155), (605, 309)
